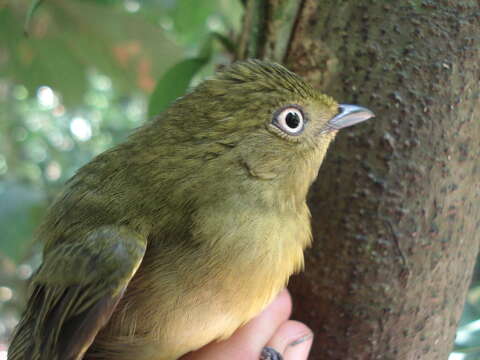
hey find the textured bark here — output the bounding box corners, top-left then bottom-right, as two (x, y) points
(241, 0), (480, 359)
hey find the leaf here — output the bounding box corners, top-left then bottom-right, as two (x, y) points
(1, 1), (183, 106)
(23, 0), (44, 36)
(172, 0), (218, 45)
(212, 31), (236, 54)
(198, 35), (214, 60)
(147, 57), (209, 118)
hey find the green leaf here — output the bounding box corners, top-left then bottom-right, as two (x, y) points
(212, 31), (236, 54)
(1, 1), (183, 106)
(148, 57), (209, 118)
(198, 35), (214, 60)
(172, 0), (218, 45)
(24, 0), (44, 36)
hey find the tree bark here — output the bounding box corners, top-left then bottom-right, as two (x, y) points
(240, 0), (480, 358)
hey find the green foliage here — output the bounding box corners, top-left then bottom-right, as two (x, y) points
(0, 0), (240, 262)
(0, 182), (44, 261)
(1, 0), (183, 106)
(23, 0), (44, 35)
(172, 0), (219, 44)
(0, 0), (241, 349)
(147, 32), (230, 117)
(148, 57), (209, 118)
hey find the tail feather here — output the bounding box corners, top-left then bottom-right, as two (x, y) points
(7, 317), (40, 360)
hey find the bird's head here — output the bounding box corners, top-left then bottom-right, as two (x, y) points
(151, 60), (374, 206)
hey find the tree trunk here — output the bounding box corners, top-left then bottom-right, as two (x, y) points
(239, 0), (480, 358)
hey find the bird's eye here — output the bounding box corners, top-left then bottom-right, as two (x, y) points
(273, 106), (305, 135)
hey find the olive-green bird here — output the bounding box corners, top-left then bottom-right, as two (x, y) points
(8, 60), (373, 360)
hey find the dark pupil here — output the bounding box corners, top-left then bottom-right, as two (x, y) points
(285, 112), (300, 129)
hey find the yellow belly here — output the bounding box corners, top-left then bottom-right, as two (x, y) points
(88, 204), (310, 360)
(88, 246), (302, 360)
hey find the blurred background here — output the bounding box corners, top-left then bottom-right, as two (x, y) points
(0, 1), (479, 359)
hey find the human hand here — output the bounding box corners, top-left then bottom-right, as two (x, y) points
(181, 289), (312, 360)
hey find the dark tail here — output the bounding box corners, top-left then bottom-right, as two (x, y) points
(7, 317), (38, 360)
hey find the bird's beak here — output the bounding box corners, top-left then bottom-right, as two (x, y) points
(327, 104), (375, 130)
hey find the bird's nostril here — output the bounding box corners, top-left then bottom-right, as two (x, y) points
(337, 106), (344, 115)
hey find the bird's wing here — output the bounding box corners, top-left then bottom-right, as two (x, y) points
(8, 225), (147, 360)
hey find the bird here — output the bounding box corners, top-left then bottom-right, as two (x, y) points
(8, 59), (374, 360)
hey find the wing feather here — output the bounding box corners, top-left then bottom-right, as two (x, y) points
(8, 225), (147, 360)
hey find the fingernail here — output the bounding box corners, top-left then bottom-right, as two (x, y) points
(288, 332), (314, 347)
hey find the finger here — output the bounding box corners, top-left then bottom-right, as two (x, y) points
(264, 320), (313, 360)
(182, 289), (292, 360)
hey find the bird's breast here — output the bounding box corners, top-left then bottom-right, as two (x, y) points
(93, 203), (311, 360)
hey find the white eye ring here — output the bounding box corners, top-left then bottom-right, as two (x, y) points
(273, 106), (305, 135)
